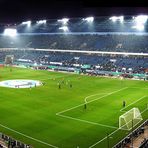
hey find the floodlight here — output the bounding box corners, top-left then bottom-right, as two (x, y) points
(59, 26), (69, 31)
(57, 18), (69, 25)
(134, 15), (148, 24)
(3, 28), (17, 37)
(119, 16), (124, 22)
(36, 20), (46, 24)
(83, 17), (94, 22)
(109, 16), (118, 22)
(22, 21), (31, 27)
(132, 24), (144, 31)
(109, 16), (124, 22)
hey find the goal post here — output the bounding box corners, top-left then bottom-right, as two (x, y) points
(119, 108), (143, 130)
(5, 55), (14, 65)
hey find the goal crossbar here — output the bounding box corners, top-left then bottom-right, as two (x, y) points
(119, 107), (143, 130)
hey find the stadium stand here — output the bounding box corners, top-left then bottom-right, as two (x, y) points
(114, 120), (148, 148)
(0, 15), (148, 147)
(139, 139), (148, 148)
(0, 49), (148, 76)
(0, 34), (148, 53)
(0, 132), (31, 148)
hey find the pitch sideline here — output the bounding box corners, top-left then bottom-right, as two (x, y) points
(56, 87), (147, 147)
(120, 96), (146, 112)
(0, 123), (58, 148)
(88, 104), (148, 148)
(56, 87), (128, 129)
(94, 96), (148, 147)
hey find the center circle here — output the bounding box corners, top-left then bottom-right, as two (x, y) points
(0, 80), (42, 88)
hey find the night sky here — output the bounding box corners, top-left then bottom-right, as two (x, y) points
(0, 0), (147, 23)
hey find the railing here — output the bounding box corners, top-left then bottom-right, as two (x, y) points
(0, 48), (148, 56)
(139, 139), (148, 148)
(113, 120), (148, 148)
(0, 132), (32, 148)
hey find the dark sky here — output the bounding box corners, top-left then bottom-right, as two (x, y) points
(0, 0), (148, 23)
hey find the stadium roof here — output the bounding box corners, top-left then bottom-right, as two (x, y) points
(0, 0), (147, 23)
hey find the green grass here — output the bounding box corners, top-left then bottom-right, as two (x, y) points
(0, 66), (147, 148)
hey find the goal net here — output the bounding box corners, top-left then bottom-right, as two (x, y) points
(5, 55), (14, 65)
(119, 107), (143, 130)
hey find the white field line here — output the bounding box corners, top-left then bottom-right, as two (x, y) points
(56, 87), (127, 130)
(141, 106), (148, 114)
(119, 117), (143, 131)
(89, 104), (148, 148)
(58, 114), (118, 129)
(120, 96), (146, 112)
(113, 109), (148, 148)
(0, 123), (58, 148)
(89, 128), (120, 148)
(57, 87), (128, 115)
(84, 93), (108, 103)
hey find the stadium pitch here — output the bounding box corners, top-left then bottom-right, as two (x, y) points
(0, 67), (148, 148)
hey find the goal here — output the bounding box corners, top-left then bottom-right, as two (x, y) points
(119, 108), (143, 130)
(5, 55), (14, 65)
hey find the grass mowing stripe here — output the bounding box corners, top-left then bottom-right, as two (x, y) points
(1, 67), (147, 148)
(38, 75), (72, 81)
(0, 123), (59, 148)
(120, 96), (146, 112)
(130, 87), (148, 90)
(89, 107), (148, 148)
(57, 114), (118, 129)
(141, 107), (148, 114)
(57, 87), (128, 115)
(56, 88), (127, 130)
(89, 128), (120, 148)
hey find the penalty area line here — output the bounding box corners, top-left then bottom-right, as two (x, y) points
(0, 123), (59, 148)
(84, 93), (108, 103)
(56, 88), (127, 130)
(57, 87), (128, 115)
(56, 114), (118, 129)
(120, 96), (146, 112)
(89, 103), (148, 148)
